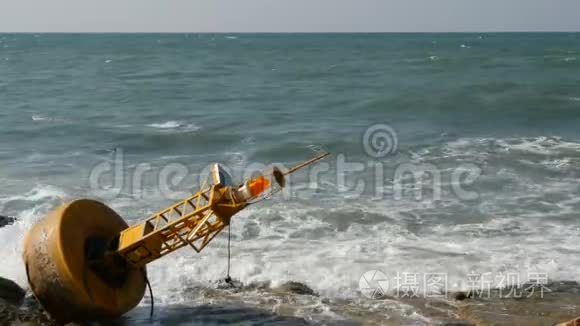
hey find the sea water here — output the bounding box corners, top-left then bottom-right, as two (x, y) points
(1, 33), (580, 324)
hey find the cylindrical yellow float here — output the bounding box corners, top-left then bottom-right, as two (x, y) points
(23, 199), (146, 323)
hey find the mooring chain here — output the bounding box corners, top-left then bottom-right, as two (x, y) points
(225, 222), (233, 284)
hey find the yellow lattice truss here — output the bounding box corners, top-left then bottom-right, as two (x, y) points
(117, 185), (246, 267)
(115, 152), (330, 268)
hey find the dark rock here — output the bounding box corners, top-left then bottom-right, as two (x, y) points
(0, 277), (25, 306)
(0, 216), (16, 228)
(539, 280), (579, 293)
(0, 279), (55, 325)
(1, 295), (57, 325)
(244, 280), (271, 291)
(216, 277), (243, 290)
(275, 281), (316, 296)
(453, 291), (472, 301)
(0, 298), (19, 323)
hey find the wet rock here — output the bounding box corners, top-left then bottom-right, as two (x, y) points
(456, 282), (580, 326)
(0, 215), (16, 228)
(1, 295), (57, 325)
(555, 316), (580, 326)
(0, 277), (25, 306)
(453, 291), (472, 301)
(538, 280), (579, 293)
(216, 277), (244, 290)
(274, 281), (316, 296)
(0, 298), (19, 323)
(244, 280), (271, 291)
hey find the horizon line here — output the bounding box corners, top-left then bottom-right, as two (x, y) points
(1, 31), (579, 34)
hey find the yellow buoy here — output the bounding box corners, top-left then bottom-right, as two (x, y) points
(23, 199), (146, 323)
(22, 153), (330, 323)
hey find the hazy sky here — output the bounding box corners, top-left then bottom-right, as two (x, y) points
(1, 0), (579, 33)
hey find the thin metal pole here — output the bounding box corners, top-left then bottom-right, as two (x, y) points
(284, 152), (330, 176)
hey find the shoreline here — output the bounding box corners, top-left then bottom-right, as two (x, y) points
(2, 275), (580, 325)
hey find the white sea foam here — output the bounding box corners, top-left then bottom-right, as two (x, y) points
(142, 198), (580, 304)
(1, 184), (68, 204)
(31, 115), (52, 122)
(502, 137), (580, 155)
(0, 184), (70, 286)
(148, 121), (182, 129)
(1, 193), (578, 313)
(31, 115), (72, 124)
(442, 136), (580, 158)
(2, 136), (580, 311)
(147, 121), (202, 132)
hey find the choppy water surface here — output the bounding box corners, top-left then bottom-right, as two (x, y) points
(1, 33), (580, 324)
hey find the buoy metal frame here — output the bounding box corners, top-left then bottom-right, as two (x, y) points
(117, 184), (248, 267)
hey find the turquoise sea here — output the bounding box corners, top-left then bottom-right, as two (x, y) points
(1, 33), (580, 324)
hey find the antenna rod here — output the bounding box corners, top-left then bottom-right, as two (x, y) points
(284, 152), (330, 176)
